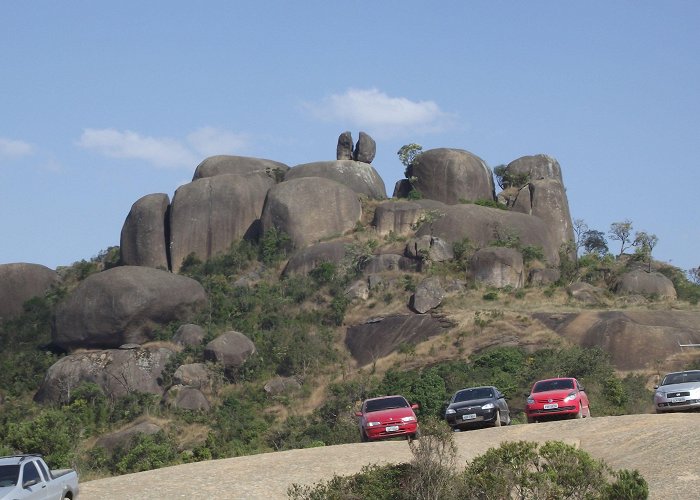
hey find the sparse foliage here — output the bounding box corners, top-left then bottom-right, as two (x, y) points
(609, 219), (634, 256)
(493, 164), (530, 190)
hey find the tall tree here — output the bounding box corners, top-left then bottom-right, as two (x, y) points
(609, 219), (633, 256)
(582, 230), (609, 257)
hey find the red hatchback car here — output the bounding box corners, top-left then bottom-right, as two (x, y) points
(525, 377), (591, 423)
(355, 395), (420, 441)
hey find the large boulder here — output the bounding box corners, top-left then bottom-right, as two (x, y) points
(535, 311), (700, 370)
(283, 241), (349, 276)
(173, 363), (213, 389)
(95, 421), (163, 452)
(506, 154), (562, 183)
(336, 131), (354, 160)
(285, 161), (386, 199)
(353, 131), (376, 163)
(372, 201), (423, 236)
(204, 331), (256, 370)
(119, 193), (170, 269)
(192, 155), (289, 181)
(0, 263), (60, 321)
(406, 148), (495, 204)
(470, 247), (525, 288)
(415, 204), (560, 266)
(52, 266), (207, 350)
(165, 385), (210, 411)
(260, 177), (362, 249)
(345, 314), (454, 366)
(169, 173), (274, 272)
(172, 324), (206, 347)
(34, 346), (174, 403)
(615, 270), (677, 299)
(411, 277), (445, 314)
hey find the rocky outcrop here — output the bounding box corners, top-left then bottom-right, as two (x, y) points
(285, 161), (386, 199)
(34, 346), (174, 403)
(260, 177), (362, 250)
(120, 193), (170, 269)
(406, 148), (495, 204)
(567, 282), (607, 306)
(470, 247), (525, 288)
(372, 201), (422, 236)
(173, 363), (213, 389)
(263, 376), (301, 396)
(283, 240), (349, 276)
(345, 314), (454, 366)
(614, 270), (677, 299)
(204, 331), (256, 370)
(535, 311), (700, 370)
(363, 254), (415, 274)
(506, 154), (562, 183)
(0, 263), (60, 321)
(353, 132), (376, 163)
(415, 204), (560, 266)
(336, 132), (354, 160)
(405, 235), (454, 263)
(410, 277), (445, 314)
(528, 267), (561, 286)
(165, 385), (210, 411)
(52, 266), (207, 350)
(192, 155), (289, 181)
(95, 421), (163, 452)
(169, 173), (274, 272)
(172, 324), (206, 347)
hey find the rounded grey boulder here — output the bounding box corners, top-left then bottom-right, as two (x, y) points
(169, 173), (274, 272)
(95, 421), (163, 452)
(283, 240), (349, 276)
(407, 148), (495, 204)
(172, 324), (206, 347)
(192, 155), (289, 181)
(52, 266), (207, 350)
(615, 270), (677, 299)
(204, 331), (256, 369)
(506, 154), (562, 183)
(372, 201), (422, 236)
(353, 131), (376, 163)
(120, 193), (170, 269)
(261, 177), (362, 250)
(0, 263), (59, 321)
(285, 160), (386, 199)
(470, 247), (525, 289)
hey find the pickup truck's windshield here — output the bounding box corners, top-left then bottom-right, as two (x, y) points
(0, 465), (20, 487)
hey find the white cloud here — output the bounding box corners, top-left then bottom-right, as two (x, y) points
(0, 137), (33, 158)
(77, 127), (250, 168)
(187, 127), (249, 157)
(78, 129), (198, 168)
(305, 88), (455, 137)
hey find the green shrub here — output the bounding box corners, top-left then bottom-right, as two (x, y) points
(114, 431), (178, 474)
(482, 291), (499, 301)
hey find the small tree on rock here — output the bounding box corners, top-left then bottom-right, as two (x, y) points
(609, 219), (634, 256)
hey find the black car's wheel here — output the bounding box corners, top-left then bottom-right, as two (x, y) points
(494, 411), (502, 427)
(361, 431), (369, 442)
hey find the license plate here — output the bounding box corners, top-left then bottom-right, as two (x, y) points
(462, 413), (477, 420)
(543, 403), (558, 410)
(386, 425), (399, 432)
(672, 397), (686, 403)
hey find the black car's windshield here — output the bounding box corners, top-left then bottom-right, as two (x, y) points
(661, 371), (700, 386)
(365, 396), (409, 412)
(454, 388), (494, 403)
(0, 465), (20, 487)
(533, 379), (574, 392)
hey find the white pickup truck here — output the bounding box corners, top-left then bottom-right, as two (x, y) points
(0, 455), (79, 500)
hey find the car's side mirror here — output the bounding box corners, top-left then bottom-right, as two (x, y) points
(411, 403), (420, 410)
(579, 386), (585, 392)
(23, 478), (39, 489)
(653, 385), (659, 390)
(354, 411), (363, 417)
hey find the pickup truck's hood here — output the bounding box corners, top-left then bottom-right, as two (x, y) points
(0, 485), (18, 499)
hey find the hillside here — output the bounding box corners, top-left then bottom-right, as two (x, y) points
(79, 413), (700, 499)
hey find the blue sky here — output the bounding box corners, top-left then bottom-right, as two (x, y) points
(1, 2), (698, 272)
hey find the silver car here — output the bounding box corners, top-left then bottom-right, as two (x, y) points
(654, 370), (700, 413)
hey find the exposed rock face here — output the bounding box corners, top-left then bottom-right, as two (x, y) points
(535, 311), (700, 370)
(204, 331), (256, 369)
(0, 263), (60, 321)
(411, 277), (445, 314)
(470, 247), (524, 288)
(95, 422), (163, 452)
(345, 314), (454, 366)
(405, 235), (454, 263)
(169, 173), (274, 272)
(393, 179), (413, 198)
(509, 179), (574, 252)
(506, 154), (562, 183)
(372, 201), (422, 236)
(165, 385), (210, 411)
(172, 324), (206, 347)
(260, 177), (362, 250)
(283, 240), (348, 276)
(363, 254), (415, 274)
(285, 160), (386, 199)
(120, 193), (170, 269)
(173, 363), (213, 389)
(406, 148), (495, 204)
(353, 131), (376, 163)
(529, 268), (561, 286)
(52, 266), (207, 350)
(567, 282), (607, 306)
(263, 376), (301, 396)
(345, 280), (369, 301)
(615, 270), (677, 299)
(415, 204), (560, 266)
(192, 155), (289, 181)
(336, 131), (354, 160)
(34, 346), (174, 403)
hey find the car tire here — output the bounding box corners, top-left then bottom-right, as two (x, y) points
(360, 431), (369, 442)
(575, 404), (583, 419)
(526, 416), (535, 424)
(494, 411), (502, 427)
